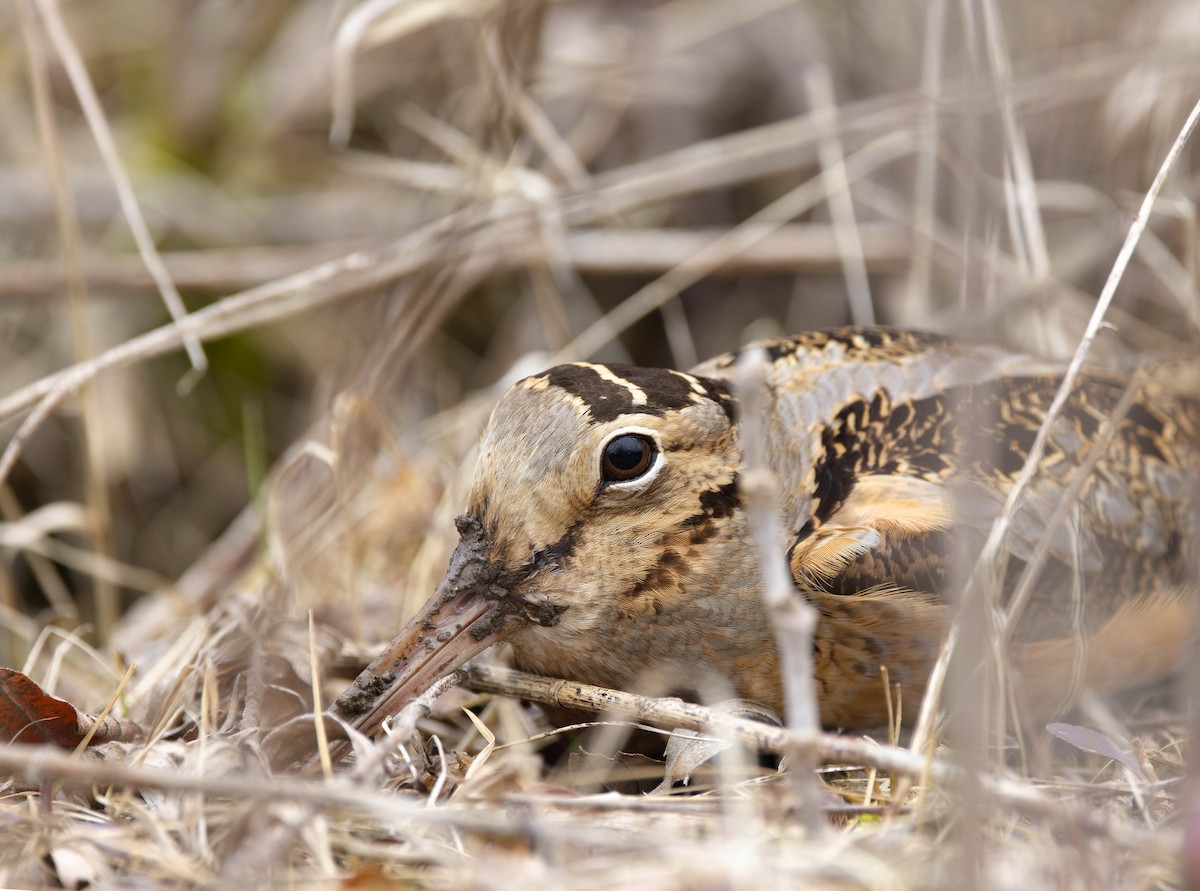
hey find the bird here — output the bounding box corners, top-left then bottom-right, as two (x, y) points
(331, 327), (1200, 740)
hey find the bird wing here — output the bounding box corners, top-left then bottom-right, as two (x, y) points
(781, 357), (1200, 641)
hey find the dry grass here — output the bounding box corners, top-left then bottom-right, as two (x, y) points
(1, 0), (1199, 888)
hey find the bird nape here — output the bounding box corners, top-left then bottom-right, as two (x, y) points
(328, 327), (1200, 757)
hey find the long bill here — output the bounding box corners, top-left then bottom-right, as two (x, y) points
(329, 515), (520, 746)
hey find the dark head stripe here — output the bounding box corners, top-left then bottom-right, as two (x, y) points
(539, 363), (731, 423)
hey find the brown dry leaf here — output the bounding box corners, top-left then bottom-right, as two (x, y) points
(0, 668), (142, 749)
(0, 668), (86, 747)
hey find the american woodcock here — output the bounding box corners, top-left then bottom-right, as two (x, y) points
(332, 328), (1200, 737)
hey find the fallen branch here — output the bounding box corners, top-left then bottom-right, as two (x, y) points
(462, 662), (1170, 849)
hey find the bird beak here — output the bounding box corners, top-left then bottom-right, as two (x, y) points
(329, 515), (519, 741)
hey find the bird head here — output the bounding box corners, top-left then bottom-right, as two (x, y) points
(332, 361), (747, 738)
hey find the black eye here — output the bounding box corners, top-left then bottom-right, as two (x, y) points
(601, 434), (657, 483)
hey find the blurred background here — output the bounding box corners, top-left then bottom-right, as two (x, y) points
(1, 0), (1198, 676)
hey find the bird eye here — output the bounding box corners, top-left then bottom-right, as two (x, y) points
(601, 433), (657, 483)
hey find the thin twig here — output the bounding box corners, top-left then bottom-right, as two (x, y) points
(0, 381), (75, 490)
(730, 351), (821, 736)
(555, 130), (917, 363)
(1001, 369), (1145, 637)
(0, 224), (910, 297)
(901, 0), (947, 321)
(731, 347), (824, 832)
(17, 0), (119, 643)
(979, 0), (1050, 279)
(29, 0), (206, 380)
(0, 208), (486, 425)
(969, 97), (1200, 602)
(804, 64), (875, 326)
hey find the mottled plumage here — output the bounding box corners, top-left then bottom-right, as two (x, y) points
(334, 328), (1200, 736)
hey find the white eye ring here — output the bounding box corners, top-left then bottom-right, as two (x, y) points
(599, 427), (664, 490)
